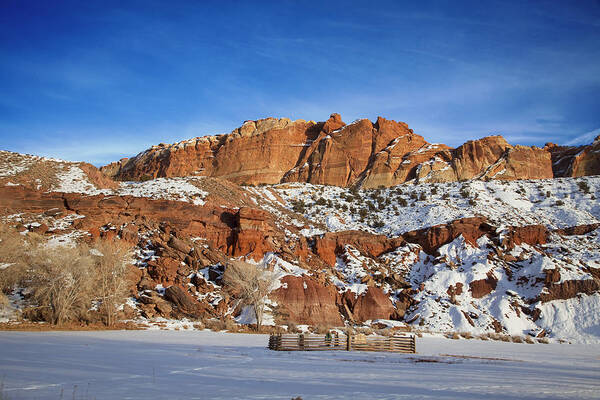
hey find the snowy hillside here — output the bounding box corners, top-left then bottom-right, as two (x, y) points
(1, 149), (599, 344)
(251, 176), (600, 235)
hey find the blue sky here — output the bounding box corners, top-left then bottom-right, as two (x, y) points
(1, 0), (599, 165)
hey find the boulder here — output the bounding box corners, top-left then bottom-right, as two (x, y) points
(469, 271), (498, 298)
(164, 285), (204, 318)
(341, 287), (397, 322)
(271, 275), (343, 326)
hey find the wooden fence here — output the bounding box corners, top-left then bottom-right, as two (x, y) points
(268, 333), (416, 353)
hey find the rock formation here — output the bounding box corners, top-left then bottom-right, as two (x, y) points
(546, 135), (600, 177)
(101, 113), (586, 188)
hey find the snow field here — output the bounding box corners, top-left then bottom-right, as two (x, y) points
(0, 330), (598, 400)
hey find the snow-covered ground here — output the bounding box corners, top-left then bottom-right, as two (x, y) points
(0, 331), (598, 399)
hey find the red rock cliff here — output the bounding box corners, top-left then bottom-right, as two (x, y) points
(102, 114), (598, 187)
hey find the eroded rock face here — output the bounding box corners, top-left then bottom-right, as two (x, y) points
(402, 217), (494, 255)
(314, 230), (405, 267)
(102, 114), (575, 187)
(547, 136), (600, 177)
(231, 207), (278, 260)
(271, 275), (343, 326)
(341, 287), (397, 322)
(539, 279), (600, 302)
(502, 225), (550, 250)
(469, 271), (498, 298)
(0, 185), (238, 253)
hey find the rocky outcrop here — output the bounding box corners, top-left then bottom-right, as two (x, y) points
(313, 230), (405, 267)
(78, 162), (120, 190)
(469, 271), (498, 298)
(271, 275), (343, 326)
(231, 207), (277, 260)
(539, 279), (600, 302)
(341, 287), (397, 322)
(164, 285), (207, 318)
(501, 225), (550, 249)
(555, 223), (600, 236)
(103, 114), (573, 187)
(402, 217), (494, 255)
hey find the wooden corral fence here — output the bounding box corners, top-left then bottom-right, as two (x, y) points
(268, 333), (416, 353)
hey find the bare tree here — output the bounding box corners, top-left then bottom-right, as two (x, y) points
(222, 260), (277, 330)
(91, 239), (133, 326)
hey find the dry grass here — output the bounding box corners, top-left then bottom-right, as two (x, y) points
(313, 324), (333, 334)
(0, 321), (143, 331)
(511, 335), (524, 343)
(204, 317), (239, 332)
(11, 159), (62, 191)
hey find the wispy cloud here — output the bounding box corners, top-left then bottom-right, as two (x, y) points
(565, 128), (600, 146)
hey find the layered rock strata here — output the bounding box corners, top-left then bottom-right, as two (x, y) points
(101, 114), (581, 188)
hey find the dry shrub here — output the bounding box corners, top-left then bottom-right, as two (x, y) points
(511, 335), (523, 343)
(1, 226), (134, 327)
(538, 337), (550, 344)
(193, 322), (205, 330)
(524, 336), (535, 344)
(26, 244), (96, 325)
(356, 326), (374, 335)
(204, 318), (239, 332)
(460, 332), (473, 339)
(286, 321), (298, 333)
(374, 328), (392, 337)
(224, 318), (239, 332)
(0, 224), (30, 292)
(203, 318), (226, 331)
(314, 324), (332, 334)
(449, 332), (460, 340)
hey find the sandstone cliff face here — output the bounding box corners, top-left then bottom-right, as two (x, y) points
(103, 114), (572, 187)
(546, 136), (600, 177)
(272, 275), (343, 326)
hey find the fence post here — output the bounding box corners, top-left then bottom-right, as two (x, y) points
(299, 334), (304, 351)
(346, 334), (351, 351)
(411, 336), (416, 353)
